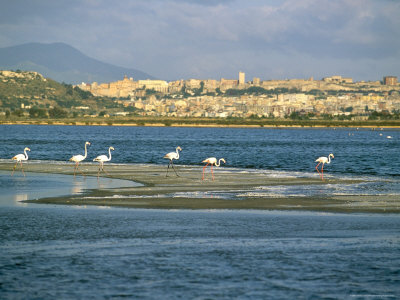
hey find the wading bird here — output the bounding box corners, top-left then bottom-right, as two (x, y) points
(202, 157), (226, 181)
(69, 141), (90, 176)
(11, 147), (30, 176)
(164, 146), (182, 177)
(93, 146), (114, 177)
(315, 153), (334, 180)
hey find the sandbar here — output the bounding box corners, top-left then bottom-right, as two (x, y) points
(0, 162), (398, 213)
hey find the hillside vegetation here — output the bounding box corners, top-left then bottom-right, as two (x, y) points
(0, 70), (122, 117)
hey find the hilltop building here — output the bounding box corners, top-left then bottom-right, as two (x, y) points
(383, 76), (398, 86)
(323, 75), (353, 84)
(239, 71), (245, 85)
(73, 71), (400, 119)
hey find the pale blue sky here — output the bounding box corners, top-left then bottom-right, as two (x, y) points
(1, 0), (399, 81)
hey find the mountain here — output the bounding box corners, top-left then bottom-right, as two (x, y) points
(0, 42), (153, 84)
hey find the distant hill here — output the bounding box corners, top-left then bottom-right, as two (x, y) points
(0, 42), (153, 84)
(0, 70), (120, 114)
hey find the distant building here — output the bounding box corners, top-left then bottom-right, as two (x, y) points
(323, 75), (353, 84)
(220, 78), (238, 90)
(383, 76), (398, 86)
(137, 80), (168, 93)
(239, 71), (245, 84)
(253, 77), (260, 86)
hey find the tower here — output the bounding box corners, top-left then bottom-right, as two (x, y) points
(239, 71), (245, 85)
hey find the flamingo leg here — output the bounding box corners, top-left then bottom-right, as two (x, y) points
(166, 161), (171, 177)
(102, 164), (110, 176)
(211, 164), (214, 181)
(315, 162), (322, 178)
(171, 160), (179, 177)
(315, 162), (321, 173)
(202, 163), (209, 180)
(11, 162), (18, 176)
(75, 162), (85, 176)
(321, 163), (324, 180)
(20, 161), (26, 177)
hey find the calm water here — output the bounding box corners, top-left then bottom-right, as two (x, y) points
(1, 124), (399, 176)
(0, 170), (140, 207)
(1, 208), (400, 299)
(1, 125), (400, 299)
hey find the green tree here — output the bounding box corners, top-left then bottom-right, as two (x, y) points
(63, 83), (73, 96)
(73, 86), (92, 99)
(199, 81), (204, 93)
(146, 89), (157, 95)
(345, 107), (353, 113)
(289, 111), (302, 120)
(49, 106), (68, 118)
(29, 106), (47, 118)
(12, 109), (24, 117)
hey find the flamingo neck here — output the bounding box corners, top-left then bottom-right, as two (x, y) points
(327, 156), (331, 164)
(83, 143), (88, 159)
(215, 159), (222, 167)
(175, 148), (180, 159)
(108, 148), (112, 160)
(24, 149), (29, 160)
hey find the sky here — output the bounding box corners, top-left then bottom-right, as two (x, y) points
(1, 0), (399, 82)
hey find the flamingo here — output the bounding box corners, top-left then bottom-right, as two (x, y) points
(69, 141), (90, 176)
(315, 153), (334, 180)
(202, 157), (226, 181)
(93, 146), (114, 177)
(164, 146), (182, 177)
(11, 147), (30, 176)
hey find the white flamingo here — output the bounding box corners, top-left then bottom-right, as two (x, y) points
(69, 141), (90, 176)
(315, 153), (334, 180)
(93, 146), (114, 177)
(202, 157), (226, 181)
(11, 147), (30, 176)
(163, 146), (182, 177)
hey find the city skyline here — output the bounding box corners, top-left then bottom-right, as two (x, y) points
(1, 0), (399, 82)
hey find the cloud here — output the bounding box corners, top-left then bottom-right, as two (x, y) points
(0, 0), (399, 80)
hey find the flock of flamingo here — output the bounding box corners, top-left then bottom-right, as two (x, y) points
(10, 142), (333, 180)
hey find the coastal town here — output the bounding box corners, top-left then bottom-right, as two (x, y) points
(1, 69), (400, 121)
(77, 72), (400, 119)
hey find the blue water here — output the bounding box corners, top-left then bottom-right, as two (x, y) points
(0, 170), (140, 207)
(1, 125), (399, 177)
(1, 208), (399, 299)
(1, 125), (400, 299)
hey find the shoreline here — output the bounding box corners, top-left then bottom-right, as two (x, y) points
(2, 119), (400, 129)
(1, 162), (399, 213)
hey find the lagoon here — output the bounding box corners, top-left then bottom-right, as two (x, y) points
(1, 125), (400, 298)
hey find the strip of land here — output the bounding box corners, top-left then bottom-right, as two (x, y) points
(2, 117), (400, 128)
(1, 162), (399, 213)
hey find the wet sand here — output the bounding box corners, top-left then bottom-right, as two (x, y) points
(0, 162), (398, 213)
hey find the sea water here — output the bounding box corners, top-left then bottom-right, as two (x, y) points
(1, 125), (400, 298)
(1, 208), (399, 298)
(1, 125), (399, 177)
